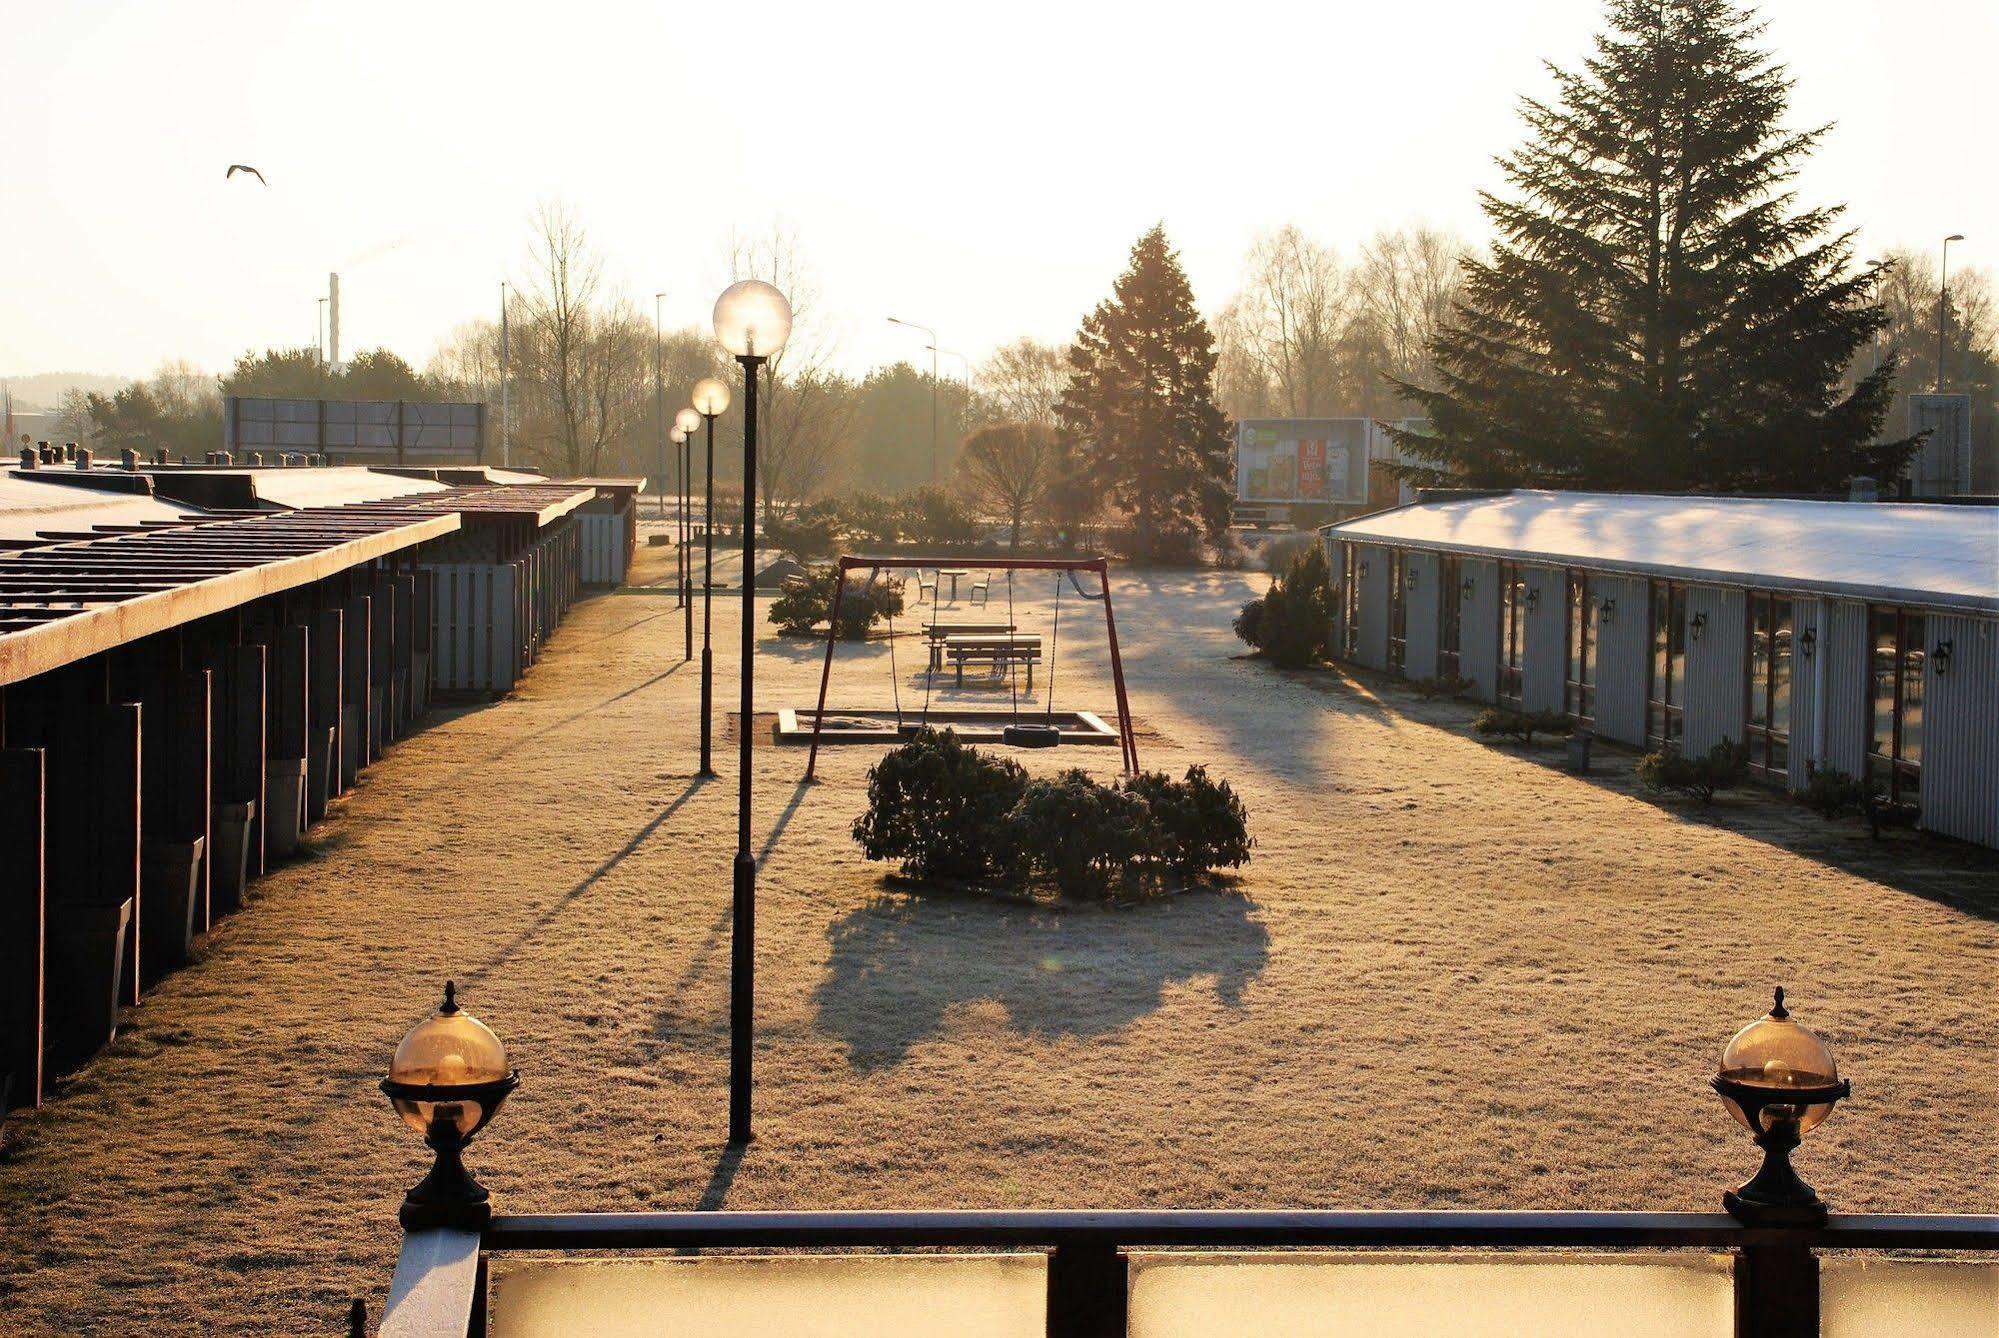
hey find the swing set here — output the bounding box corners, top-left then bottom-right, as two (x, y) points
(801, 554), (1139, 780)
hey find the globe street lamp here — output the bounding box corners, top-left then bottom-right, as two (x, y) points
(712, 278), (791, 1145)
(1711, 987), (1850, 1225)
(691, 375), (732, 778)
(380, 981), (519, 1232)
(670, 425), (691, 650)
(676, 407), (704, 660)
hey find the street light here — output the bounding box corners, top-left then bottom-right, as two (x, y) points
(888, 315), (940, 484)
(713, 278), (792, 1145)
(380, 981), (519, 1232)
(1711, 987), (1850, 1225)
(928, 344), (972, 466)
(691, 375), (732, 777)
(655, 293), (669, 527)
(676, 407), (703, 659)
(670, 425), (691, 653)
(1937, 234), (1966, 392)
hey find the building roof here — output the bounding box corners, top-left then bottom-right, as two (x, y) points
(0, 469), (214, 544)
(1323, 490), (1999, 615)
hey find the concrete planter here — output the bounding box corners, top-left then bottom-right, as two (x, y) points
(211, 800), (257, 914)
(140, 837), (206, 979)
(48, 897), (132, 1074)
(265, 757), (307, 858)
(306, 725), (337, 825)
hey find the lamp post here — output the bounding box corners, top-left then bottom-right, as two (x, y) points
(1937, 234), (1965, 392)
(676, 407), (703, 661)
(671, 426), (691, 645)
(655, 293), (669, 524)
(380, 981), (519, 1232)
(887, 315), (940, 484)
(691, 376), (732, 778)
(713, 279), (792, 1145)
(928, 344), (972, 466)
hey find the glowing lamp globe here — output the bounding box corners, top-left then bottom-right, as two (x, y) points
(675, 407), (702, 436)
(671, 426), (688, 445)
(381, 981), (519, 1230)
(692, 376), (731, 417)
(1711, 987), (1850, 1224)
(712, 280), (792, 359)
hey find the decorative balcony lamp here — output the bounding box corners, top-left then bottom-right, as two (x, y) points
(713, 278), (793, 1145)
(381, 981), (519, 1231)
(1711, 987), (1850, 1225)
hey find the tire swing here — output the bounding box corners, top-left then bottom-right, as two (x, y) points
(1001, 568), (1064, 750)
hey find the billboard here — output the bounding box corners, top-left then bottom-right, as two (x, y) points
(225, 397), (486, 463)
(1906, 394), (1972, 497)
(1235, 419), (1370, 503)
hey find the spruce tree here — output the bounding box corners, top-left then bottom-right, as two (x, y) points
(1389, 0), (1915, 493)
(1057, 225), (1234, 561)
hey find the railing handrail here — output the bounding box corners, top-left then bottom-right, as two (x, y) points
(481, 1208), (1999, 1253)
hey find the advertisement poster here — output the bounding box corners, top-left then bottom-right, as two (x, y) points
(1235, 419), (1369, 503)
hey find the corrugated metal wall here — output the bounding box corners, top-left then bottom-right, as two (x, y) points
(1404, 549), (1440, 679)
(1820, 600), (1870, 778)
(1591, 574), (1650, 745)
(581, 512), (629, 586)
(1459, 558), (1499, 699)
(1522, 565), (1567, 712)
(1355, 543), (1389, 671)
(1920, 615), (1999, 847)
(1682, 585), (1746, 754)
(427, 563), (521, 693)
(1787, 596), (1824, 792)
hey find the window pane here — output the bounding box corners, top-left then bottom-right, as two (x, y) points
(1902, 616), (1925, 765)
(1771, 601), (1792, 736)
(1748, 598), (1771, 729)
(1127, 1253), (1734, 1338)
(1870, 608), (1897, 759)
(1667, 590), (1686, 708)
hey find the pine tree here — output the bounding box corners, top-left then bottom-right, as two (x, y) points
(1389, 0), (1915, 493)
(1057, 225), (1234, 561)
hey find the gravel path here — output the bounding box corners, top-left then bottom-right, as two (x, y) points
(2, 546), (1993, 1334)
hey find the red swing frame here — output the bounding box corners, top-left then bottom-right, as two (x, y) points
(802, 553), (1139, 780)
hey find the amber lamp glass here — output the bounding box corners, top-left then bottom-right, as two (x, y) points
(712, 279), (793, 360)
(691, 376), (731, 417)
(675, 407), (702, 436)
(1711, 987), (1850, 1224)
(381, 981), (519, 1231)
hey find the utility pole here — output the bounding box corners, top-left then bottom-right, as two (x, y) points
(499, 281), (511, 468)
(888, 316), (941, 483)
(1937, 234), (1965, 392)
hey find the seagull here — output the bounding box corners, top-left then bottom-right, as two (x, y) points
(224, 164), (267, 186)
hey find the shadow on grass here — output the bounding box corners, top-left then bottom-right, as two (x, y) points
(812, 885), (1270, 1071)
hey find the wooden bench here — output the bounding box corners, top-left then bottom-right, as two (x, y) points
(944, 634), (1043, 689)
(923, 623), (1017, 672)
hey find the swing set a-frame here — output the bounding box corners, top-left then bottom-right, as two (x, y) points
(801, 553), (1139, 781)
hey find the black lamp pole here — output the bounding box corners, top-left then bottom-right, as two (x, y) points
(682, 430), (694, 660)
(730, 352), (762, 1144)
(699, 410), (718, 777)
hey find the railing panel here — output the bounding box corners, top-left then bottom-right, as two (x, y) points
(1820, 1258), (1998, 1337)
(485, 1253), (1046, 1338)
(1126, 1251), (1734, 1338)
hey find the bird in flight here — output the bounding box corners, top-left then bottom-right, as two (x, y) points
(224, 164), (267, 186)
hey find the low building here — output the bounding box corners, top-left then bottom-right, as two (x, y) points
(1321, 490), (1999, 849)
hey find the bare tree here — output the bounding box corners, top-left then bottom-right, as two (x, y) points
(514, 202), (604, 476)
(954, 420), (1058, 551)
(1355, 226), (1467, 394)
(1229, 225), (1350, 417)
(974, 338), (1069, 427)
(729, 225), (854, 519)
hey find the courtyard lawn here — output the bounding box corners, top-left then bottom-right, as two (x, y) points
(0, 545), (1993, 1334)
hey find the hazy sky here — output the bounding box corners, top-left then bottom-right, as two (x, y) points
(5, 0), (1991, 385)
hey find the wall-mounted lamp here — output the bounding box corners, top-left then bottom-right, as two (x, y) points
(1933, 639), (1953, 675)
(1408, 567), (1420, 590)
(1598, 597), (1616, 624)
(1461, 577), (1476, 600)
(1799, 627), (1817, 659)
(1525, 586), (1541, 612)
(1357, 560), (1371, 579)
(1691, 611), (1708, 641)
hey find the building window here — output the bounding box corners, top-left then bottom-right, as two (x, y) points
(1745, 593), (1793, 780)
(1868, 606), (1925, 803)
(1497, 561), (1525, 707)
(1647, 580), (1686, 750)
(1387, 550), (1408, 674)
(1339, 542), (1360, 659)
(1565, 570), (1595, 724)
(1437, 554), (1462, 679)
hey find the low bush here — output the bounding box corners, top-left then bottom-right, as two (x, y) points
(1259, 532), (1319, 575)
(852, 739), (1253, 901)
(1237, 541), (1334, 668)
(899, 485), (982, 547)
(1412, 674), (1476, 701)
(1474, 708), (1573, 744)
(767, 566), (906, 640)
(1637, 738), (1750, 804)
(1801, 765), (1870, 820)
(851, 728), (1027, 881)
(764, 500), (841, 563)
(1121, 765), (1253, 877)
(1231, 597), (1266, 650)
(838, 491), (903, 546)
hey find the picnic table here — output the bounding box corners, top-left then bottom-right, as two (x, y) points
(923, 622), (1016, 672)
(943, 633), (1043, 688)
(938, 568), (971, 603)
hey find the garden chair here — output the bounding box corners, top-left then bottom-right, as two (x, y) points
(915, 570), (938, 604)
(967, 572), (991, 606)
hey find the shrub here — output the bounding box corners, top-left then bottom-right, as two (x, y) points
(764, 500), (841, 563)
(899, 485), (982, 547)
(1474, 707), (1573, 744)
(1802, 765), (1871, 820)
(767, 566), (906, 640)
(838, 491), (902, 546)
(1121, 765), (1253, 877)
(1260, 532), (1318, 575)
(1004, 769), (1156, 898)
(851, 728), (1026, 881)
(1637, 738), (1750, 804)
(1232, 597), (1267, 651)
(1239, 541), (1334, 668)
(1412, 674), (1476, 701)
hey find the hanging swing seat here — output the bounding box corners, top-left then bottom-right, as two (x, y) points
(1000, 721), (1063, 749)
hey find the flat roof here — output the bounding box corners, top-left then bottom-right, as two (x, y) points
(1324, 490), (1999, 615)
(0, 470), (214, 544)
